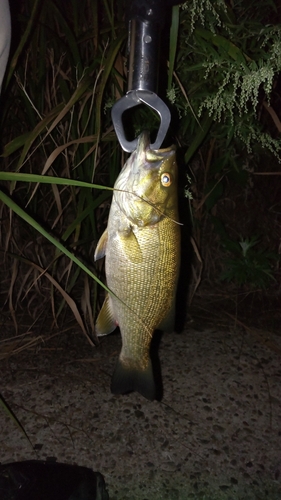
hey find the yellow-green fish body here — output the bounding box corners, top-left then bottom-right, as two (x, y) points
(94, 132), (180, 400)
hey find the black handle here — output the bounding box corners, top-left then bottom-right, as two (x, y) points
(126, 0), (166, 93)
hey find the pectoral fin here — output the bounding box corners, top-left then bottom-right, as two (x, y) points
(95, 294), (117, 336)
(118, 229), (143, 264)
(94, 228), (108, 261)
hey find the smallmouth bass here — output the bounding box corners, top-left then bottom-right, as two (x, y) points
(94, 131), (180, 400)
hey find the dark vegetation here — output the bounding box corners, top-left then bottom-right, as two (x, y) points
(0, 0), (280, 346)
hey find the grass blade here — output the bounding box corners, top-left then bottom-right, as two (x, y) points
(0, 393), (34, 449)
(4, 0), (42, 90)
(0, 189), (110, 294)
(168, 5), (180, 91)
(0, 172), (113, 191)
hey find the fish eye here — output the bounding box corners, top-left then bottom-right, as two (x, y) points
(161, 172), (172, 187)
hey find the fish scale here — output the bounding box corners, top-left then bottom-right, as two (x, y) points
(94, 131), (181, 400)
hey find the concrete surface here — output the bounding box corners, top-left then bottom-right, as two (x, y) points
(1, 321), (281, 499)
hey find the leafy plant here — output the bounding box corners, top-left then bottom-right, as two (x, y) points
(168, 0), (281, 290)
(220, 235), (278, 288)
(174, 0), (281, 158)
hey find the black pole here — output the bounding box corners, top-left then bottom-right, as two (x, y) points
(126, 0), (167, 94)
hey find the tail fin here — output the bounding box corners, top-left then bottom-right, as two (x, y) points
(111, 358), (156, 401)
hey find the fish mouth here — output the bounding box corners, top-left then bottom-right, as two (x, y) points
(128, 131), (151, 176)
(136, 130), (150, 156)
(130, 131), (176, 184)
(135, 131), (175, 158)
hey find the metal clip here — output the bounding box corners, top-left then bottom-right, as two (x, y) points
(111, 90), (171, 152)
(111, 1), (171, 152)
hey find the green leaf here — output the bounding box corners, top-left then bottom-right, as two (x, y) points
(1, 106), (64, 158)
(16, 76), (92, 169)
(0, 189), (110, 294)
(95, 30), (126, 137)
(0, 172), (113, 192)
(195, 28), (248, 64)
(204, 180), (224, 211)
(4, 0), (42, 90)
(168, 5), (180, 91)
(184, 113), (213, 164)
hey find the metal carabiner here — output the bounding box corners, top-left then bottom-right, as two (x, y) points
(111, 90), (171, 152)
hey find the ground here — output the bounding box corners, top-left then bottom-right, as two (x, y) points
(0, 299), (281, 500)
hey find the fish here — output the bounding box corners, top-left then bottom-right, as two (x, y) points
(94, 131), (181, 400)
